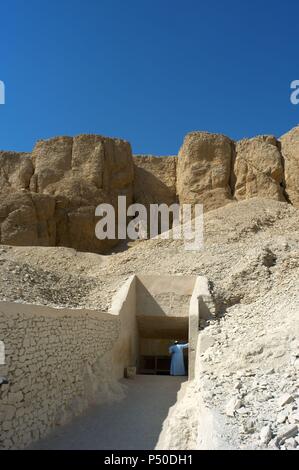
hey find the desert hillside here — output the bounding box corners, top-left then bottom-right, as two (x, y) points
(0, 135), (298, 450)
(1, 197), (298, 312)
(2, 0), (299, 455)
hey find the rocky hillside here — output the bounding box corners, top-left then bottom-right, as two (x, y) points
(1, 126), (298, 450)
(0, 197), (298, 449)
(0, 126), (298, 253)
(0, 197), (298, 314)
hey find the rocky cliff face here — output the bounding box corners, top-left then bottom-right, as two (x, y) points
(31, 134), (134, 253)
(176, 132), (288, 211)
(176, 132), (234, 212)
(133, 155), (177, 207)
(0, 126), (298, 253)
(233, 136), (286, 202)
(280, 126), (299, 207)
(0, 135), (134, 252)
(0, 151), (56, 246)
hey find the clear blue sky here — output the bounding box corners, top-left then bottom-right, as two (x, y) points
(1, 0), (299, 155)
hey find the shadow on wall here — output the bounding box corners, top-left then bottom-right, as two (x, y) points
(133, 156), (178, 237)
(110, 274), (215, 379)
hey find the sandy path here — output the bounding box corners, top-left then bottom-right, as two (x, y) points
(32, 375), (185, 450)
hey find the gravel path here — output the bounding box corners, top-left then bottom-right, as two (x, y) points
(32, 375), (185, 450)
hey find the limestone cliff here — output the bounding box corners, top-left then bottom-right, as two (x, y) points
(176, 132), (234, 211)
(0, 126), (298, 252)
(133, 155), (177, 207)
(233, 136), (286, 202)
(0, 135), (134, 252)
(280, 126), (299, 207)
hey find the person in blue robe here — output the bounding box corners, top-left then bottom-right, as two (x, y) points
(169, 341), (189, 376)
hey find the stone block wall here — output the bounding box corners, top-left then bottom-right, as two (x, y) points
(0, 302), (121, 449)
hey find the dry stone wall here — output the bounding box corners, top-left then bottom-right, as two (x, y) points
(0, 302), (121, 449)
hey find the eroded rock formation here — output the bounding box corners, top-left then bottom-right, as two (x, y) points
(133, 155), (177, 207)
(0, 151), (55, 246)
(233, 136), (286, 202)
(0, 135), (134, 252)
(176, 132), (234, 212)
(280, 126), (299, 207)
(0, 126), (298, 252)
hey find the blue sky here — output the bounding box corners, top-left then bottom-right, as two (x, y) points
(1, 0), (299, 155)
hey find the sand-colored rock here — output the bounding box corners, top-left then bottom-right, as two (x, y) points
(0, 197), (298, 450)
(233, 136), (286, 202)
(30, 135), (134, 204)
(29, 135), (134, 252)
(133, 155), (177, 235)
(280, 126), (299, 207)
(176, 132), (234, 211)
(1, 127), (299, 253)
(0, 151), (33, 194)
(0, 135), (134, 253)
(0, 192), (56, 246)
(133, 155), (177, 206)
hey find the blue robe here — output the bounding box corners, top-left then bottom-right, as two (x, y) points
(169, 343), (189, 376)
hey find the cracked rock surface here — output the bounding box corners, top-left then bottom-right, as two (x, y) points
(0, 197), (298, 449)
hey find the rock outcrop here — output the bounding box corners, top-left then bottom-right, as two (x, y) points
(0, 135), (134, 252)
(280, 126), (299, 207)
(133, 155), (177, 207)
(0, 152), (56, 246)
(30, 135), (134, 253)
(0, 192), (56, 246)
(0, 126), (299, 253)
(233, 136), (286, 202)
(176, 132), (234, 211)
(0, 151), (33, 193)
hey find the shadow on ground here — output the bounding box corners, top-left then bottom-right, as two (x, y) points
(31, 375), (185, 450)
